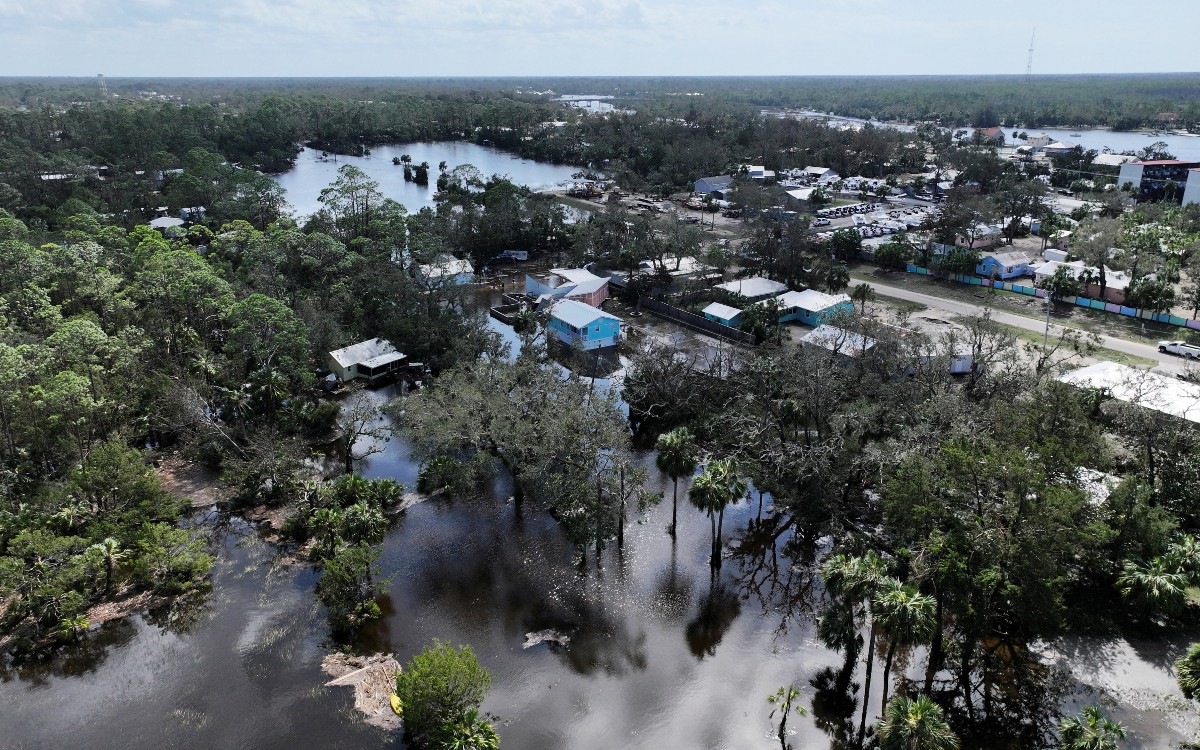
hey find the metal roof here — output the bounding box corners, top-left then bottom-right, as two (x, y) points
(715, 277), (789, 299)
(1059, 362), (1200, 424)
(329, 338), (399, 367)
(703, 302), (743, 320)
(551, 299), (620, 329)
(775, 289), (850, 312)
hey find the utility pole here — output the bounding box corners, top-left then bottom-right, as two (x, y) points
(1025, 28), (1036, 83)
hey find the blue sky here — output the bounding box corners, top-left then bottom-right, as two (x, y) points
(0, 0), (1196, 77)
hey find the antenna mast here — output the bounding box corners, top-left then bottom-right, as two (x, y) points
(98, 73), (109, 97)
(1025, 28), (1036, 82)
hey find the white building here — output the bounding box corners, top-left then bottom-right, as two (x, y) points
(1058, 362), (1200, 424)
(416, 258), (475, 287)
(715, 277), (789, 302)
(327, 338), (405, 382)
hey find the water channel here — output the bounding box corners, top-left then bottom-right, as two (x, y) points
(1, 147), (1197, 749)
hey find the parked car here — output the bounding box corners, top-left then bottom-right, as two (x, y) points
(1158, 340), (1200, 358)
(812, 218), (831, 227)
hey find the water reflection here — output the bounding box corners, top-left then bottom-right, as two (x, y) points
(685, 577), (743, 659)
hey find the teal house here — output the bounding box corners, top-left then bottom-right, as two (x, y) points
(773, 289), (853, 325)
(702, 302), (744, 327)
(549, 299), (621, 350)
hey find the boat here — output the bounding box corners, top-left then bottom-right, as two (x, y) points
(1070, 133), (1082, 137)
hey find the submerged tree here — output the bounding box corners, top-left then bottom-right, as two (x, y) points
(655, 426), (699, 537)
(1175, 642), (1200, 700)
(878, 695), (958, 750)
(767, 683), (807, 750)
(690, 458), (747, 570)
(394, 640), (494, 748)
(1057, 706), (1128, 750)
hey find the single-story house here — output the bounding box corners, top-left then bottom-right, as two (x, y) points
(1044, 141), (1079, 157)
(1031, 260), (1132, 304)
(702, 302), (744, 327)
(1058, 361), (1200, 424)
(417, 257), (475, 287)
(637, 256), (715, 281)
(695, 175), (734, 195)
(548, 299), (621, 351)
(526, 267), (610, 307)
(715, 277), (789, 302)
(148, 216), (185, 231)
(801, 324), (876, 359)
(976, 250), (1036, 280)
(327, 338), (405, 382)
(772, 289), (853, 326)
(974, 127), (1006, 146)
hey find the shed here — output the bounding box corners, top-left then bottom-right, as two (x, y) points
(548, 299), (621, 351)
(702, 302), (744, 327)
(327, 338), (405, 382)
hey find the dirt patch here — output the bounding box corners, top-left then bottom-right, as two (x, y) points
(85, 586), (176, 627)
(156, 455), (228, 508)
(323, 652), (403, 730)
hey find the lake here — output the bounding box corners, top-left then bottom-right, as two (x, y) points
(271, 142), (584, 220)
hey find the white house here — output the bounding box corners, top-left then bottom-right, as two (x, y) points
(741, 165), (776, 180)
(417, 257), (475, 287)
(801, 325), (876, 359)
(1058, 361), (1200, 424)
(327, 338), (405, 382)
(715, 277), (789, 302)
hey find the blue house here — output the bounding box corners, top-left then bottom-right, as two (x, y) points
(773, 290), (854, 326)
(695, 175), (734, 195)
(702, 302), (744, 327)
(549, 299), (621, 351)
(975, 251), (1036, 280)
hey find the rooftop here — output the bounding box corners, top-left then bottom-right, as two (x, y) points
(775, 289), (851, 312)
(703, 302), (743, 320)
(551, 299), (620, 329)
(330, 338), (400, 367)
(715, 277), (789, 299)
(802, 324), (876, 357)
(1058, 362), (1200, 424)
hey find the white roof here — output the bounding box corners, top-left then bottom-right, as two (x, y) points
(716, 277), (789, 299)
(775, 289), (850, 312)
(550, 299), (620, 328)
(149, 217), (185, 229)
(786, 188), (817, 201)
(703, 302), (743, 320)
(983, 251), (1035, 267)
(1093, 153), (1138, 167)
(804, 166), (834, 176)
(361, 351), (406, 369)
(552, 267), (603, 284)
(329, 338), (399, 368)
(802, 325), (876, 356)
(1046, 141), (1077, 150)
(1058, 362), (1200, 424)
(419, 258), (474, 278)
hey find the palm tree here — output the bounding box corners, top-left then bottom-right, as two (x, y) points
(52, 499), (90, 532)
(1167, 534), (1200, 582)
(1175, 642), (1200, 700)
(438, 160), (448, 174)
(1116, 556), (1188, 616)
(689, 458), (746, 570)
(767, 684), (806, 750)
(445, 708), (500, 750)
(655, 427), (698, 537)
(56, 614), (90, 641)
(874, 579), (936, 711)
(851, 283), (874, 314)
(251, 367), (289, 417)
(1058, 705), (1128, 750)
(878, 695), (958, 750)
(91, 537), (128, 594)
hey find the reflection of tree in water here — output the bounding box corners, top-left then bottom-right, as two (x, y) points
(685, 577), (742, 659)
(394, 495), (650, 676)
(810, 666), (859, 750)
(727, 513), (821, 637)
(0, 618), (140, 688)
(938, 637), (1072, 749)
(650, 543), (693, 621)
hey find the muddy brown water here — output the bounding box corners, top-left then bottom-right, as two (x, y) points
(2, 333), (1196, 748)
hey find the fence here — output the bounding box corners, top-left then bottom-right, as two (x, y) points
(638, 297), (755, 345)
(904, 265), (1200, 330)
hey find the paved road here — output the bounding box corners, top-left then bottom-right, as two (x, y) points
(848, 277), (1193, 375)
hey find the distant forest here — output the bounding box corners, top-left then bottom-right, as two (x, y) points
(4, 74), (1200, 130)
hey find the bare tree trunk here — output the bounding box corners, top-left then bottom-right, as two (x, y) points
(670, 478), (679, 537)
(924, 590), (944, 695)
(857, 622), (877, 749)
(881, 640), (897, 713)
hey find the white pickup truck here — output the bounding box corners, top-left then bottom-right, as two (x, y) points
(1158, 340), (1200, 358)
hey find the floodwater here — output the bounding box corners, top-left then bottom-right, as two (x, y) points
(271, 142), (584, 220)
(1, 322), (1197, 748)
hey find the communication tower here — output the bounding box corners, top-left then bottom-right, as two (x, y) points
(98, 74), (109, 97)
(1025, 29), (1036, 82)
